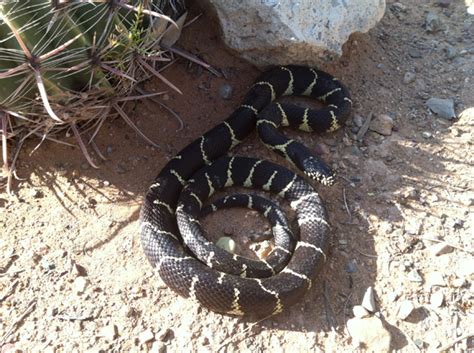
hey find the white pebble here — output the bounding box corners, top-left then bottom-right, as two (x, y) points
(430, 291), (444, 308)
(353, 305), (370, 318)
(139, 329), (155, 344)
(216, 237), (236, 253)
(397, 300), (415, 320)
(73, 277), (89, 295)
(99, 324), (118, 341)
(362, 286), (377, 312)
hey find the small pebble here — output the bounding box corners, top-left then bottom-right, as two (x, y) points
(218, 84), (234, 100)
(353, 114), (364, 128)
(99, 324), (118, 341)
(369, 114), (394, 136)
(430, 291), (444, 308)
(151, 342), (166, 353)
(408, 48), (422, 58)
(345, 259), (358, 273)
(73, 276), (89, 295)
(103, 180), (110, 187)
(425, 11), (442, 33)
(422, 131), (432, 139)
(452, 218), (464, 229)
(157, 328), (174, 342)
(81, 162), (91, 170)
(407, 269), (423, 283)
(451, 278), (465, 288)
(403, 72), (416, 84)
(397, 300), (415, 320)
(362, 287), (377, 313)
(426, 271), (446, 287)
(429, 242), (453, 256)
(216, 237), (236, 253)
(40, 258), (55, 272)
(353, 305), (370, 318)
(116, 163), (128, 174)
(138, 329), (155, 344)
(387, 291), (399, 303)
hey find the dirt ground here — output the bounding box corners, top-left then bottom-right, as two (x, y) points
(1, 1), (473, 352)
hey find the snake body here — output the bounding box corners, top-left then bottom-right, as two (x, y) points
(140, 66), (351, 317)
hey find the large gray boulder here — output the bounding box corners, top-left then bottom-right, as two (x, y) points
(200, 0), (386, 66)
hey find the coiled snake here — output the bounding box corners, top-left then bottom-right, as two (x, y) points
(140, 66), (351, 317)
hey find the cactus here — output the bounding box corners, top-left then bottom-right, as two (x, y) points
(0, 0), (185, 192)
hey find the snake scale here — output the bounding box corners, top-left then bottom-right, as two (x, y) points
(140, 66), (352, 317)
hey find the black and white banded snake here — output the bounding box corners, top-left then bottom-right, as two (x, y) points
(140, 65), (352, 317)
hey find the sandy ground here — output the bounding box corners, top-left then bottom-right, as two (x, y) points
(1, 1), (473, 352)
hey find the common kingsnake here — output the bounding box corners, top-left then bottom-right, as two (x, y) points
(140, 66), (351, 317)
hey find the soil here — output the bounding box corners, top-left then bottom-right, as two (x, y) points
(1, 1), (473, 352)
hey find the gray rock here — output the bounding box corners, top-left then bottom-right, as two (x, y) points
(347, 317), (391, 351)
(200, 0), (386, 66)
(369, 114), (394, 136)
(426, 97), (456, 120)
(362, 287), (377, 313)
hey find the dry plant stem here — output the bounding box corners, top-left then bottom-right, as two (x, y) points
(0, 279), (19, 302)
(342, 187), (351, 219)
(421, 236), (473, 255)
(0, 299), (37, 346)
(1, 112), (8, 172)
(138, 57), (183, 94)
(70, 123), (99, 169)
(118, 2), (178, 28)
(356, 112), (373, 141)
(112, 102), (160, 148)
(102, 63), (137, 82)
(135, 86), (184, 131)
(437, 332), (474, 352)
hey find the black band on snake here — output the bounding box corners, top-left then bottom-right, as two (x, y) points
(140, 65), (352, 317)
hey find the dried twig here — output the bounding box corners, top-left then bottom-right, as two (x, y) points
(70, 123), (99, 169)
(135, 86), (184, 131)
(112, 102), (160, 148)
(0, 279), (19, 302)
(323, 281), (338, 330)
(354, 249), (378, 258)
(437, 332), (474, 352)
(356, 112), (373, 141)
(420, 236), (473, 255)
(0, 299), (37, 346)
(342, 187), (351, 220)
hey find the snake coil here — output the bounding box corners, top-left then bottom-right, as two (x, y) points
(140, 66), (351, 317)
